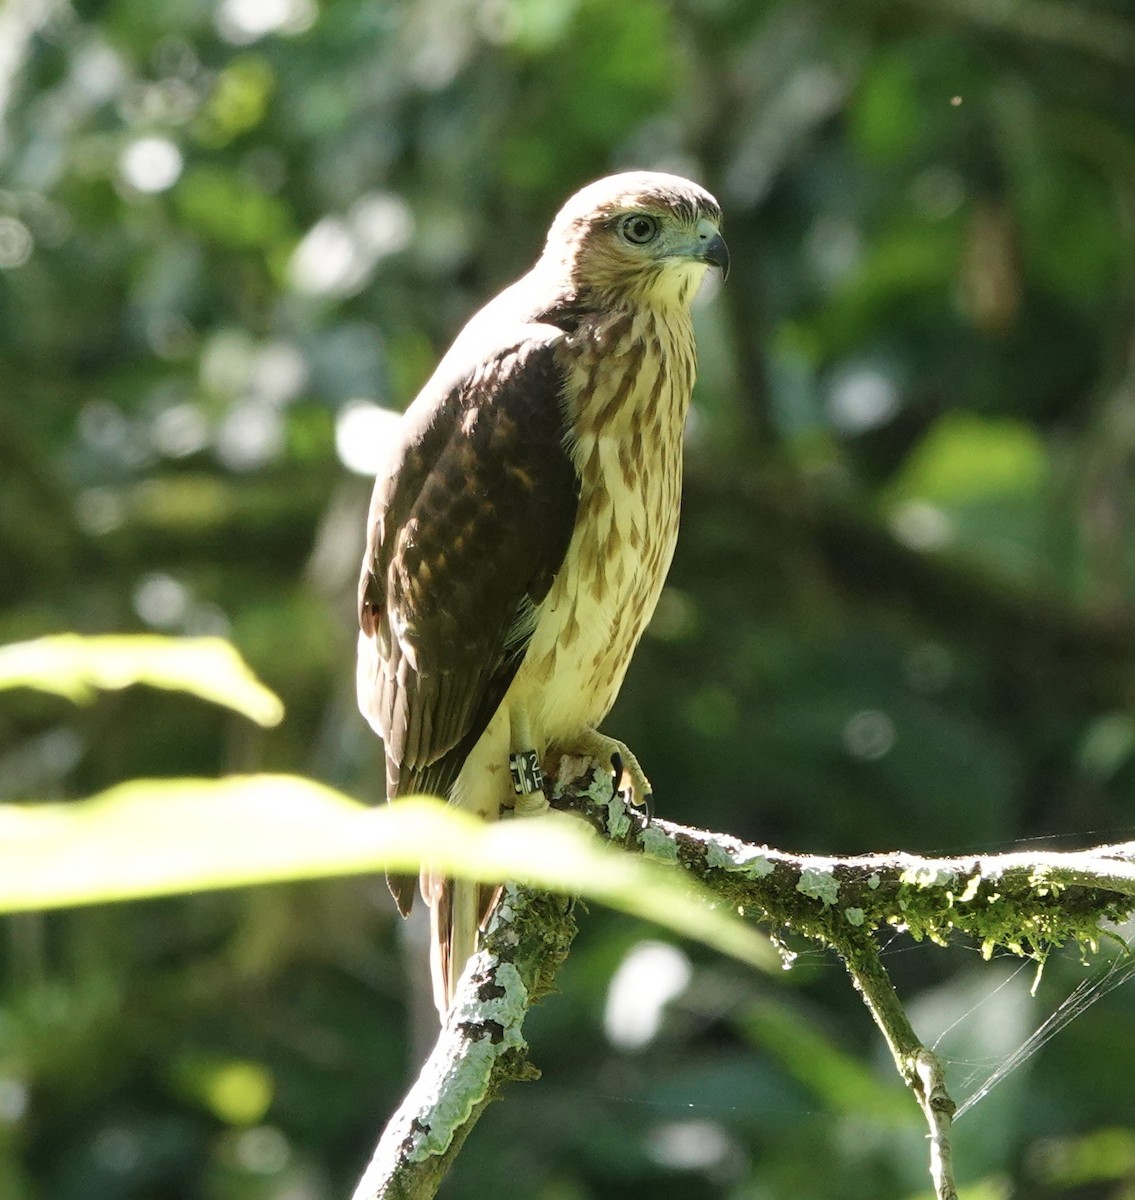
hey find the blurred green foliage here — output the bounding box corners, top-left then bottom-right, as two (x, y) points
(3, 0), (1135, 1196)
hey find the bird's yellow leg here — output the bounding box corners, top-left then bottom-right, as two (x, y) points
(509, 707), (549, 817)
(571, 729), (653, 809)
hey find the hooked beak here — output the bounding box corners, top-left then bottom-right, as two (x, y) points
(689, 217), (729, 281)
(699, 230), (730, 281)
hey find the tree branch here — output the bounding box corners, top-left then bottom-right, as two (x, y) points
(350, 887), (575, 1200)
(352, 763), (1135, 1199)
(841, 934), (959, 1200)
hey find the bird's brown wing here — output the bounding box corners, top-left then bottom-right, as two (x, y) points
(358, 328), (580, 909)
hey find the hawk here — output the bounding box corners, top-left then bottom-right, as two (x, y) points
(357, 172), (728, 1015)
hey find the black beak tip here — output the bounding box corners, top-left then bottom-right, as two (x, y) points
(704, 232), (730, 281)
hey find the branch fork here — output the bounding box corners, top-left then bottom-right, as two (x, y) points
(353, 763), (1135, 1199)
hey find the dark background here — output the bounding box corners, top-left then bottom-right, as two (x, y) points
(3, 0), (1135, 1196)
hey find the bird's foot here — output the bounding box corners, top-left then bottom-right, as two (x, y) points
(572, 729), (653, 813)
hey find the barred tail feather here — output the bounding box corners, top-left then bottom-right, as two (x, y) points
(427, 874), (482, 1014)
(386, 870), (417, 918)
(425, 708), (512, 1016)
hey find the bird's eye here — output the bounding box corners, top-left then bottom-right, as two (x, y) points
(620, 214), (659, 245)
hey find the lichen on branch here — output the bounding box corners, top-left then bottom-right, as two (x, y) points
(353, 760), (1135, 1200)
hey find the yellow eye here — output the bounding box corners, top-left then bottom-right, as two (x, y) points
(620, 214), (659, 245)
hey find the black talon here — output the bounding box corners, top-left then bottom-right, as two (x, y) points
(642, 792), (654, 826)
(610, 751), (623, 795)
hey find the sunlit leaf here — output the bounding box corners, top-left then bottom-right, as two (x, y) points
(0, 635), (284, 727)
(196, 55), (275, 146)
(170, 1056), (274, 1127)
(0, 776), (774, 971)
(886, 412), (1048, 507)
(175, 166), (292, 248)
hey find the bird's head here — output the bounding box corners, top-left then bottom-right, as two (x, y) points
(539, 171), (728, 310)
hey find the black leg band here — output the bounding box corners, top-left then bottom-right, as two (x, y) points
(509, 749), (544, 796)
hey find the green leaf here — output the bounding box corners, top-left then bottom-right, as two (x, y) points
(195, 56), (275, 147)
(850, 53), (922, 164)
(739, 998), (914, 1124)
(1032, 1126), (1135, 1188)
(886, 412), (1048, 508)
(175, 166), (292, 249)
(0, 635), (284, 727)
(0, 776), (774, 971)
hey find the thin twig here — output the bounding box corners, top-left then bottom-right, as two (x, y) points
(841, 934), (958, 1200)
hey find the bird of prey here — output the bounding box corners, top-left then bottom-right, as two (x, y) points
(357, 171), (728, 1015)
